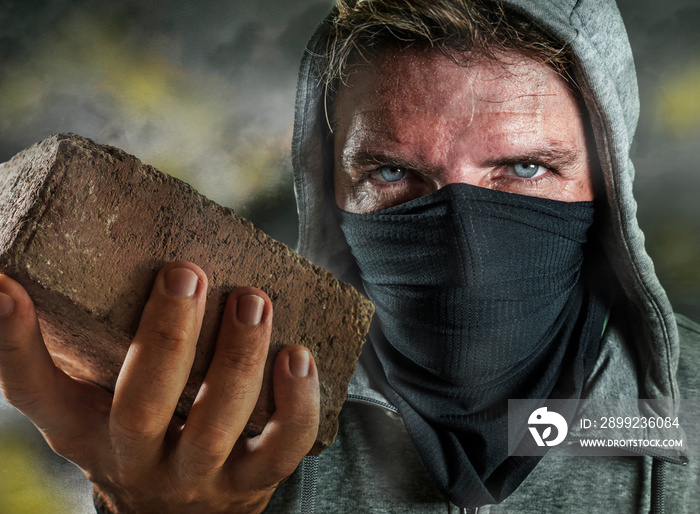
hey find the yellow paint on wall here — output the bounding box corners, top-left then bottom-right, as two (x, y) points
(0, 433), (75, 514)
(659, 61), (700, 131)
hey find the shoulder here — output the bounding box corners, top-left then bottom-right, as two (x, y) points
(661, 314), (700, 514)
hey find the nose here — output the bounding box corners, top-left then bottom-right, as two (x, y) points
(430, 163), (486, 191)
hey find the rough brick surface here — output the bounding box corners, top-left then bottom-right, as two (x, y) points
(0, 133), (374, 454)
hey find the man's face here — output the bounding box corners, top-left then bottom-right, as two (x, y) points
(333, 48), (595, 214)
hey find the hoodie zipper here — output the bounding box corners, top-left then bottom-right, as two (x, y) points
(346, 392), (400, 413)
(296, 394), (398, 514)
(300, 455), (319, 514)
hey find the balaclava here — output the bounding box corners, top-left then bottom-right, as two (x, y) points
(338, 182), (606, 507)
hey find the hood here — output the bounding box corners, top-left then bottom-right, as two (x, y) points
(291, 0), (679, 402)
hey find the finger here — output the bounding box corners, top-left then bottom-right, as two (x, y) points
(0, 274), (67, 422)
(235, 345), (319, 488)
(177, 287), (271, 478)
(110, 261), (207, 467)
(0, 275), (108, 452)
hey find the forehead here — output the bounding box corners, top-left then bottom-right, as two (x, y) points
(339, 48), (557, 104)
(333, 48), (586, 158)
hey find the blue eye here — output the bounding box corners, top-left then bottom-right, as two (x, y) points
(371, 166), (406, 182)
(513, 163), (545, 178)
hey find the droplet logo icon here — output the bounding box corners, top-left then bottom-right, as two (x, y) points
(528, 407), (568, 447)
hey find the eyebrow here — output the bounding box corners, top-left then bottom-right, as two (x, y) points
(340, 149), (438, 177)
(481, 144), (584, 171)
(341, 141), (584, 176)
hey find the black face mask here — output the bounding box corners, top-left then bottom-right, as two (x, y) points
(338, 183), (605, 509)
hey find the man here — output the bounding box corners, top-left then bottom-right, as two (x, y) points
(0, 0), (698, 512)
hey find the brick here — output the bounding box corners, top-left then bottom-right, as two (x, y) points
(0, 133), (374, 454)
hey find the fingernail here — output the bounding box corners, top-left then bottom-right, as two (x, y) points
(237, 294), (264, 326)
(0, 292), (15, 317)
(289, 347), (310, 378)
(164, 268), (199, 297)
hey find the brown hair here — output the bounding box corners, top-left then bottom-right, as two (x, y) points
(322, 0), (574, 90)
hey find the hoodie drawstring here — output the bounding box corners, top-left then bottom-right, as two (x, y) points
(649, 458), (666, 514)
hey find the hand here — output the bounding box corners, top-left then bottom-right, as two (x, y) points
(0, 261), (320, 513)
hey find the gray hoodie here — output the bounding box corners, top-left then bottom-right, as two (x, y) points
(267, 0), (700, 512)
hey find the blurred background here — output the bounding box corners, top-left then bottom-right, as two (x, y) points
(0, 0), (698, 511)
